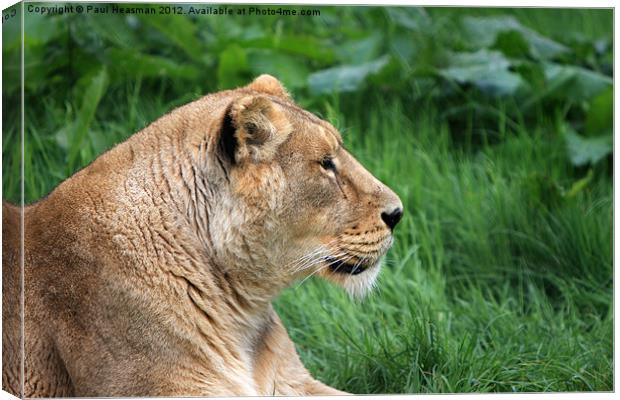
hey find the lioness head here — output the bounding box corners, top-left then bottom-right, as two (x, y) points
(204, 75), (402, 298)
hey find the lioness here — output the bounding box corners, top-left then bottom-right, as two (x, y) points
(2, 75), (403, 397)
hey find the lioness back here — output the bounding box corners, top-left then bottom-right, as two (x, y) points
(3, 202), (21, 395)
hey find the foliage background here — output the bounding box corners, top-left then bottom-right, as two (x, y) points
(2, 3), (613, 393)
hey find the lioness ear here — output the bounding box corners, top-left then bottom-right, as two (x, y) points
(245, 74), (290, 99)
(225, 95), (291, 164)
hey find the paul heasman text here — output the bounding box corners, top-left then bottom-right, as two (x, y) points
(26, 4), (320, 16)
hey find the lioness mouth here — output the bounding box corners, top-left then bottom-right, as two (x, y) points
(326, 257), (368, 275)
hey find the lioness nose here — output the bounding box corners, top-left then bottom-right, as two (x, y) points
(381, 207), (403, 231)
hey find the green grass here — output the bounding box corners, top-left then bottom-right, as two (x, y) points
(274, 99), (612, 393)
(2, 5), (612, 395)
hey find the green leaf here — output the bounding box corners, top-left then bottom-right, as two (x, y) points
(73, 65), (110, 105)
(89, 129), (113, 155)
(337, 33), (383, 64)
(564, 127), (612, 167)
(512, 60), (546, 92)
(391, 33), (418, 68)
(2, 5), (22, 52)
(23, 12), (61, 47)
(438, 50), (523, 97)
(308, 56), (390, 95)
(544, 63), (612, 101)
(462, 16), (521, 48)
(87, 14), (142, 50)
(139, 14), (203, 62)
(106, 49), (200, 80)
(67, 67), (109, 171)
(54, 125), (73, 152)
(247, 50), (309, 89)
(243, 35), (334, 63)
(493, 30), (530, 58)
(564, 169), (594, 198)
(462, 16), (568, 60)
(368, 56), (406, 88)
(217, 45), (249, 89)
(522, 29), (569, 60)
(385, 7), (431, 31)
(585, 87), (612, 136)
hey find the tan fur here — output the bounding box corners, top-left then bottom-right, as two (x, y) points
(2, 75), (402, 397)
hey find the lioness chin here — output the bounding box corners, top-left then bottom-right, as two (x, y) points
(2, 75), (403, 397)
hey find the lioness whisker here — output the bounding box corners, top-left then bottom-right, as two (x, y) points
(288, 248), (334, 274)
(287, 240), (343, 274)
(293, 250), (355, 288)
(286, 246), (330, 272)
(294, 252), (357, 289)
(286, 239), (339, 268)
(291, 250), (348, 275)
(320, 253), (357, 276)
(287, 249), (323, 272)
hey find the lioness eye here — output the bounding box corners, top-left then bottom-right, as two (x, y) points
(320, 157), (336, 171)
